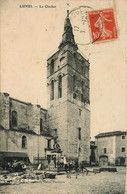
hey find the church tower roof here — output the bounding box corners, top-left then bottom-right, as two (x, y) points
(59, 10), (78, 50)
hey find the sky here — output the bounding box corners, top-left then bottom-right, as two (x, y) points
(1, 0), (126, 139)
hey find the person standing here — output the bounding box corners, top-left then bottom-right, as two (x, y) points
(65, 163), (69, 178)
(75, 160), (79, 179)
(68, 162), (72, 178)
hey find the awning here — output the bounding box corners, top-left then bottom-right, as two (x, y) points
(0, 151), (28, 158)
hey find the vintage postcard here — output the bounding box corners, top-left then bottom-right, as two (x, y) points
(0, 0), (126, 193)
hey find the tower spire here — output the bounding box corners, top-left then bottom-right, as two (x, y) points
(67, 10), (69, 17)
(59, 11), (78, 50)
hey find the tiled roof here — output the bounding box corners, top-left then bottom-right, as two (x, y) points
(95, 131), (127, 138)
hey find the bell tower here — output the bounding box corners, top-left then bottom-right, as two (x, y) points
(47, 11), (90, 162)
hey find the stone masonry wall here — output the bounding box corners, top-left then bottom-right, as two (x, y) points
(47, 44), (90, 162)
(0, 93), (47, 135)
(47, 101), (68, 155)
(0, 128), (50, 163)
(115, 135), (127, 158)
(67, 101), (90, 162)
(95, 136), (115, 164)
(0, 93), (10, 129)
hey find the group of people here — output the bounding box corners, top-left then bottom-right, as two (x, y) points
(64, 161), (83, 178)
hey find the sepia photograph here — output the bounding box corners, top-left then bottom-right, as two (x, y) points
(0, 0), (126, 193)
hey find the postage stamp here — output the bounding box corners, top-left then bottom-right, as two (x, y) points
(88, 8), (118, 42)
(69, 7), (117, 45)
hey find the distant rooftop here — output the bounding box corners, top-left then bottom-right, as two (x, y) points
(95, 131), (127, 138)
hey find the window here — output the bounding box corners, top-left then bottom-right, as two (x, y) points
(58, 75), (62, 98)
(121, 135), (125, 140)
(12, 111), (18, 127)
(73, 93), (77, 99)
(47, 139), (51, 149)
(81, 81), (85, 91)
(121, 147), (125, 152)
(40, 118), (43, 134)
(60, 57), (65, 66)
(81, 60), (84, 65)
(78, 128), (81, 140)
(81, 93), (84, 102)
(104, 148), (107, 154)
(81, 66), (83, 73)
(45, 113), (47, 120)
(84, 68), (86, 76)
(50, 80), (54, 100)
(79, 109), (82, 116)
(22, 136), (27, 149)
(50, 59), (54, 74)
(73, 75), (76, 91)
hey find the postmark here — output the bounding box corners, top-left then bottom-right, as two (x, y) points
(69, 6), (117, 45)
(88, 8), (118, 42)
(69, 6), (97, 45)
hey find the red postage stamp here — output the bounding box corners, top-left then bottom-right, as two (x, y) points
(88, 8), (118, 42)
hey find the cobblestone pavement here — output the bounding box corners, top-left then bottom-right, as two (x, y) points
(0, 167), (126, 194)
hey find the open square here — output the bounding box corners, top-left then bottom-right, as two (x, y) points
(0, 167), (126, 194)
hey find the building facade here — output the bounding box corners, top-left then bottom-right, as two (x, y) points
(0, 92), (55, 164)
(47, 12), (90, 163)
(95, 131), (127, 165)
